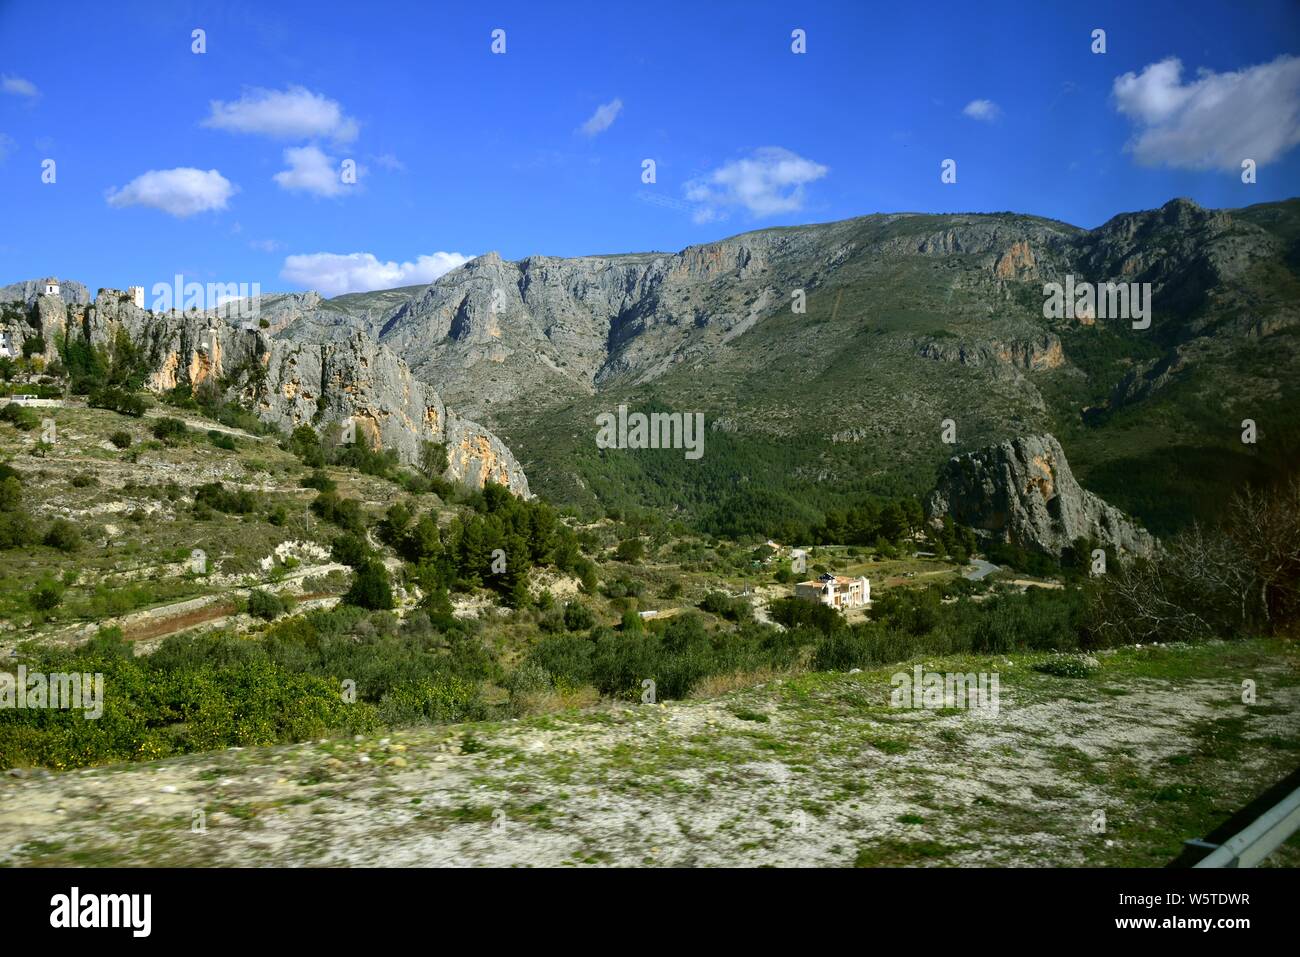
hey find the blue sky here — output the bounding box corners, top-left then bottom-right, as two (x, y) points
(1, 0), (1298, 296)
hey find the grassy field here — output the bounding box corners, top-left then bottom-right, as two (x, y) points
(3, 637), (1294, 867)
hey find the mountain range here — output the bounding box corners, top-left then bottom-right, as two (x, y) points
(263, 196), (1300, 536)
(7, 196), (1298, 539)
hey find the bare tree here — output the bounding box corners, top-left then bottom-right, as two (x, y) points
(1088, 475), (1300, 645)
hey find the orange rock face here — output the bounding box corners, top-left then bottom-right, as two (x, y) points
(994, 241), (1037, 280)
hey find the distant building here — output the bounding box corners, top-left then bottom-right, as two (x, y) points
(795, 572), (871, 610)
(128, 286), (145, 309)
(0, 331), (13, 358)
(42, 278), (60, 297)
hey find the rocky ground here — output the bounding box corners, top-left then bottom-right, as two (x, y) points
(3, 638), (1297, 868)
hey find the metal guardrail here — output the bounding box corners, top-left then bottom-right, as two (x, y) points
(1189, 782), (1300, 868)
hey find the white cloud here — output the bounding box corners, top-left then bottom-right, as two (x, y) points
(369, 152), (406, 171)
(105, 167), (236, 217)
(683, 147), (828, 224)
(273, 145), (358, 197)
(281, 251), (470, 296)
(202, 86), (359, 143)
(1112, 55), (1300, 170)
(1, 74), (38, 98)
(962, 99), (1001, 121)
(579, 98), (623, 136)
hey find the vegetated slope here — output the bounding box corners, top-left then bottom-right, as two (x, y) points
(273, 198), (1300, 536)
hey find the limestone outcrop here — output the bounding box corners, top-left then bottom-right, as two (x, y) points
(6, 287), (529, 496)
(926, 433), (1155, 558)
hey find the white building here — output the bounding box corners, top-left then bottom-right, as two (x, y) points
(0, 332), (13, 359)
(795, 573), (871, 610)
(128, 286), (145, 309)
(42, 278), (59, 297)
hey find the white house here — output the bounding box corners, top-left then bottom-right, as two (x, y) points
(42, 278), (60, 297)
(795, 573), (871, 610)
(0, 331), (13, 358)
(128, 286), (145, 309)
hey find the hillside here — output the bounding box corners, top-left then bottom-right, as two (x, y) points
(268, 198), (1300, 537)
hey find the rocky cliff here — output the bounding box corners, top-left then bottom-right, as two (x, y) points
(925, 433), (1156, 558)
(0, 278), (91, 306)
(1, 287), (529, 496)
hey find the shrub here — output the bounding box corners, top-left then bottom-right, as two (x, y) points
(769, 596), (842, 635)
(246, 588), (289, 621)
(311, 491), (364, 532)
(0, 509), (38, 548)
(89, 389), (147, 417)
(616, 538), (645, 562)
(330, 532), (371, 567)
(151, 417), (188, 442)
(194, 482), (256, 515)
(0, 403), (39, 431)
(344, 560), (395, 610)
(289, 425), (326, 467)
(699, 590), (752, 622)
(301, 469), (336, 493)
(525, 634), (597, 689)
(563, 600), (596, 632)
(30, 578), (65, 611)
(208, 430), (237, 451)
(43, 518), (82, 552)
(109, 430), (132, 449)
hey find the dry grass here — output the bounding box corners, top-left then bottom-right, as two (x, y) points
(687, 667), (789, 699)
(511, 684), (601, 717)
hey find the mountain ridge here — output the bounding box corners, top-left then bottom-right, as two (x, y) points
(249, 196), (1297, 535)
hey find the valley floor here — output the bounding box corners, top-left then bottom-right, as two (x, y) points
(2, 639), (1297, 868)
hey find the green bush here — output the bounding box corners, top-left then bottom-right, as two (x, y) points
(311, 491), (364, 532)
(330, 532), (371, 567)
(0, 508), (38, 548)
(563, 600), (596, 632)
(246, 588), (289, 621)
(208, 430), (237, 451)
(615, 538), (645, 562)
(151, 417), (188, 442)
(194, 482), (256, 515)
(89, 389), (147, 417)
(344, 561), (395, 610)
(301, 469), (337, 493)
(30, 578), (65, 611)
(0, 403), (39, 431)
(109, 430), (132, 449)
(43, 518), (82, 552)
